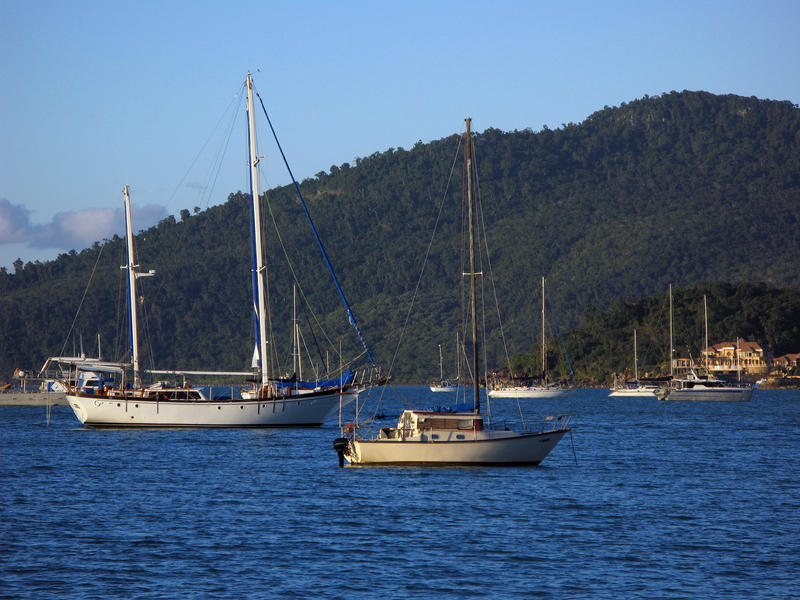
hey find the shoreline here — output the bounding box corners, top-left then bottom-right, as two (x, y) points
(0, 393), (68, 406)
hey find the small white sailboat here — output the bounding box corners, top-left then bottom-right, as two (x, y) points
(333, 118), (572, 466)
(429, 341), (458, 392)
(61, 73), (365, 426)
(488, 277), (571, 399)
(608, 328), (660, 397)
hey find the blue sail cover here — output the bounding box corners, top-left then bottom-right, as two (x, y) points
(272, 369), (355, 390)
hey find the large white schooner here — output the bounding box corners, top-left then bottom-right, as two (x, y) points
(59, 73), (371, 426)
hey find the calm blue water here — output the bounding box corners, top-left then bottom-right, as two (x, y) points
(2, 387), (798, 599)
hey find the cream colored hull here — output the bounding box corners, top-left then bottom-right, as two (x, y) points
(66, 391), (355, 427)
(346, 429), (568, 465)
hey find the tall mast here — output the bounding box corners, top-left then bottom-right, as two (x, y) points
(669, 284), (674, 379)
(703, 294), (709, 374)
(292, 284), (297, 378)
(293, 284), (302, 381)
(736, 338), (741, 381)
(123, 185), (140, 387)
(465, 118), (479, 413)
(438, 343), (444, 382)
(634, 328), (638, 381)
(246, 72), (270, 390)
(121, 186), (153, 387)
(541, 276), (546, 380)
(455, 330), (461, 383)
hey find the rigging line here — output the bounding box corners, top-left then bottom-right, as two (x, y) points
(114, 246), (126, 362)
(300, 310), (327, 376)
(165, 82), (245, 211)
(56, 240), (107, 360)
(201, 93), (244, 209)
(254, 89), (376, 368)
(364, 134), (463, 422)
(384, 135), (463, 379)
(469, 142), (492, 417)
(479, 243), (493, 420)
(138, 280), (156, 374)
(544, 280), (575, 380)
(297, 327), (320, 380)
(358, 381), (415, 426)
(262, 189), (342, 363)
(262, 218), (281, 380)
(472, 139), (513, 375)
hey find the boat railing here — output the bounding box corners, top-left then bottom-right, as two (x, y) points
(513, 413), (572, 434)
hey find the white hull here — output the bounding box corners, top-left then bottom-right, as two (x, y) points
(430, 385), (457, 392)
(66, 391), (355, 427)
(666, 387), (753, 402)
(608, 386), (659, 398)
(347, 429), (568, 465)
(488, 387), (571, 399)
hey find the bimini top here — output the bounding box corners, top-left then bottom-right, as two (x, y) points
(39, 356), (126, 375)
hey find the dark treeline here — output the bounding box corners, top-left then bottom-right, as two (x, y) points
(509, 282), (800, 384)
(2, 90), (799, 382)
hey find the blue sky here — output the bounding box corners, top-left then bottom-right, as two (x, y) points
(1, 0), (798, 270)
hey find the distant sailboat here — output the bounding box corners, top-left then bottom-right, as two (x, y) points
(663, 294), (754, 402)
(333, 118), (572, 466)
(608, 328), (660, 397)
(488, 277), (571, 399)
(430, 339), (458, 392)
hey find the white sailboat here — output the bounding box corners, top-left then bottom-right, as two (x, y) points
(664, 294), (754, 402)
(429, 340), (458, 392)
(61, 74), (360, 426)
(608, 328), (660, 397)
(333, 118), (572, 466)
(488, 276), (571, 399)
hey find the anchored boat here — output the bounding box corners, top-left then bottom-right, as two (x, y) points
(334, 118), (572, 466)
(60, 73), (382, 426)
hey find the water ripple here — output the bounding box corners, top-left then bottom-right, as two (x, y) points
(1, 389), (798, 599)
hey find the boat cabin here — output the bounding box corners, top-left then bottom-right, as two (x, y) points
(142, 381), (206, 401)
(379, 409), (483, 440)
(76, 370), (116, 394)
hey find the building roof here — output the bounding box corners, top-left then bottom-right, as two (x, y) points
(703, 338), (763, 354)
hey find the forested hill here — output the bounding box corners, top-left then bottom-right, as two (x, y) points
(2, 90), (799, 382)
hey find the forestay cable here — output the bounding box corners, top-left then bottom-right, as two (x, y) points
(254, 90), (376, 368)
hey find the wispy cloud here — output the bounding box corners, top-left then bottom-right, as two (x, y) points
(0, 198), (168, 251)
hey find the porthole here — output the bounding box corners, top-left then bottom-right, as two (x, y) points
(456, 434), (465, 440)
